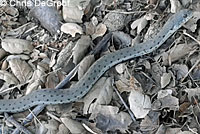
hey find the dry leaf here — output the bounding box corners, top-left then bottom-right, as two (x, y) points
(61, 117), (86, 134)
(170, 0), (182, 13)
(177, 131), (195, 134)
(91, 105), (132, 133)
(102, 0), (115, 5)
(165, 128), (181, 134)
(115, 79), (130, 92)
(44, 119), (59, 130)
(85, 22), (96, 35)
(25, 68), (46, 95)
(5, 23), (29, 37)
(112, 31), (132, 48)
(157, 89), (173, 99)
(45, 72), (60, 88)
(7, 54), (30, 61)
(78, 55), (95, 80)
(1, 60), (8, 70)
(149, 0), (158, 4)
(49, 52), (57, 68)
(185, 11), (200, 32)
(152, 95), (179, 110)
(72, 36), (91, 64)
(57, 124), (70, 134)
(61, 23), (83, 37)
(181, 0), (192, 7)
(172, 64), (188, 80)
(129, 90), (151, 119)
(44, 119), (59, 133)
(35, 121), (48, 134)
(0, 70), (19, 85)
(26, 80), (41, 95)
(63, 6), (83, 23)
(115, 63), (126, 74)
(8, 58), (33, 83)
(29, 5), (62, 35)
(184, 88), (200, 102)
(131, 35), (141, 46)
(62, 0), (90, 22)
(150, 63), (165, 85)
(53, 41), (75, 70)
(144, 21), (160, 40)
(81, 77), (113, 114)
(1, 38), (33, 54)
(140, 111), (160, 132)
(92, 23), (107, 39)
(0, 48), (7, 61)
(62, 0), (90, 21)
(138, 59), (151, 69)
(131, 15), (148, 34)
(165, 128), (195, 134)
(154, 43), (197, 65)
(4, 6), (19, 17)
(160, 73), (171, 88)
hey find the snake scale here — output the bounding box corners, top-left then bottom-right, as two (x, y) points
(0, 9), (193, 113)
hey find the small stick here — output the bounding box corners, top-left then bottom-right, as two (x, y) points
(12, 32), (111, 134)
(181, 59), (200, 82)
(90, 32), (112, 55)
(112, 81), (136, 122)
(4, 113), (32, 134)
(105, 10), (146, 14)
(183, 31), (200, 46)
(179, 31), (200, 82)
(12, 65), (79, 134)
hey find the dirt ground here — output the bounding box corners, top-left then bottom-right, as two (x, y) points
(0, 0), (200, 134)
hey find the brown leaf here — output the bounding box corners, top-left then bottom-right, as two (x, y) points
(155, 43), (197, 65)
(92, 23), (107, 39)
(0, 48), (7, 61)
(131, 15), (148, 34)
(82, 77), (113, 114)
(78, 55), (95, 80)
(57, 124), (70, 134)
(160, 73), (171, 88)
(53, 41), (75, 70)
(8, 58), (33, 83)
(60, 117), (86, 133)
(1, 38), (33, 54)
(0, 70), (19, 85)
(62, 0), (90, 23)
(63, 6), (84, 23)
(184, 88), (200, 102)
(152, 95), (179, 110)
(185, 11), (200, 32)
(129, 89), (151, 119)
(92, 106), (132, 133)
(72, 36), (91, 64)
(170, 0), (182, 13)
(61, 23), (83, 37)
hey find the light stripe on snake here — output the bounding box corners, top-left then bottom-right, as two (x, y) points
(0, 9), (193, 113)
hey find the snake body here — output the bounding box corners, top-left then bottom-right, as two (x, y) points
(0, 9), (193, 113)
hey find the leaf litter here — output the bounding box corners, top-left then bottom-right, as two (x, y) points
(0, 0), (200, 134)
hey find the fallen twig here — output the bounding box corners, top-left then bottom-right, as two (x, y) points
(4, 113), (32, 134)
(12, 65), (79, 134)
(112, 80), (136, 122)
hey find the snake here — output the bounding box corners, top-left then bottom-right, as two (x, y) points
(0, 9), (193, 113)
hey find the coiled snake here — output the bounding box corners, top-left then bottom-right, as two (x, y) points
(0, 9), (193, 113)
